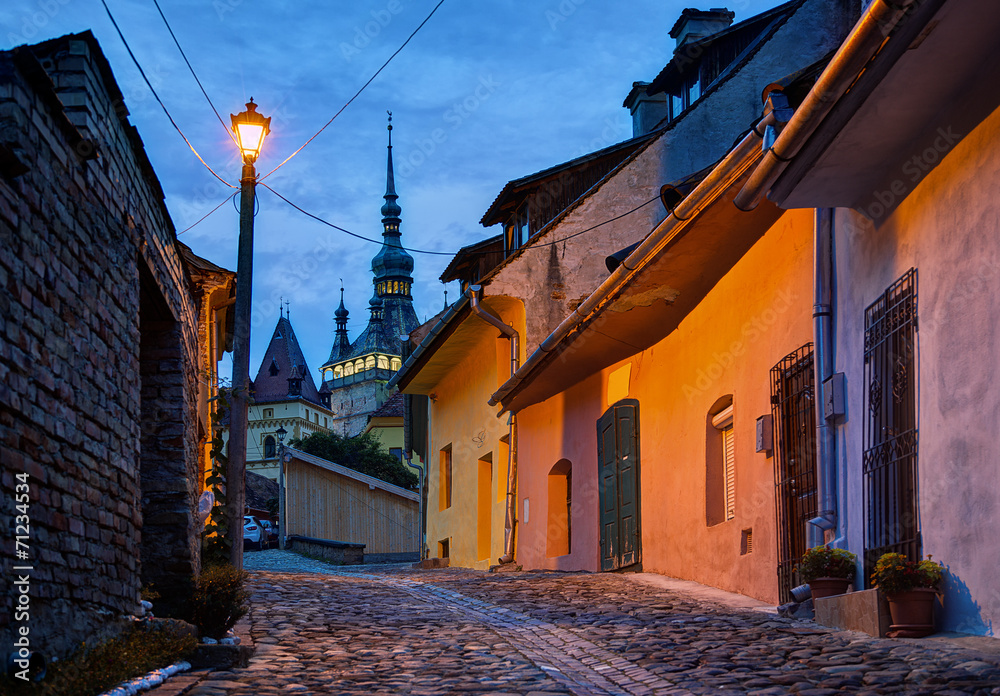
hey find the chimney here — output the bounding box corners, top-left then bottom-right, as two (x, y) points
(623, 81), (667, 138)
(669, 7), (735, 50)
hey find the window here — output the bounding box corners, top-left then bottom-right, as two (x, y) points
(504, 203), (529, 256)
(389, 447), (403, 461)
(706, 396), (735, 526)
(343, 362), (354, 377)
(365, 356), (376, 371)
(670, 91), (684, 120)
(354, 359), (365, 374)
(305, 409), (309, 420)
(324, 417), (328, 428)
(390, 357), (402, 371)
(263, 435), (276, 459)
(314, 413), (319, 424)
(268, 358), (279, 377)
(863, 268), (919, 580)
(439, 444), (452, 511)
(377, 355), (389, 369)
(262, 408), (274, 419)
(547, 459), (572, 557)
(686, 75), (701, 106)
(334, 365), (343, 378)
(772, 344), (818, 603)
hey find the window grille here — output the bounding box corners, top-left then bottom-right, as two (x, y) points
(863, 268), (920, 582)
(771, 343), (817, 604)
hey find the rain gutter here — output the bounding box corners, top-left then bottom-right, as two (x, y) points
(488, 96), (791, 409)
(386, 294), (471, 390)
(733, 0), (922, 211)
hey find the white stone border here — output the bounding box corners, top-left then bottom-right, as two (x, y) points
(97, 660), (191, 696)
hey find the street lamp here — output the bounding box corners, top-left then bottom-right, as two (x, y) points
(226, 98), (270, 568)
(275, 425), (287, 550)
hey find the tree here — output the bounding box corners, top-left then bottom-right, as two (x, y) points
(290, 431), (418, 490)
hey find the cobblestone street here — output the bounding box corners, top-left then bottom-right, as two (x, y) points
(165, 551), (1000, 695)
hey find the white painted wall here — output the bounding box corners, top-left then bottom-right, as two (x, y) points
(833, 102), (1000, 636)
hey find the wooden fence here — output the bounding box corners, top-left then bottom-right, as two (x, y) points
(284, 448), (419, 555)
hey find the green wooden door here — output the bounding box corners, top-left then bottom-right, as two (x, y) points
(597, 400), (641, 571)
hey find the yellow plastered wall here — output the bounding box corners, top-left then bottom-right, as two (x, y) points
(425, 301), (524, 570)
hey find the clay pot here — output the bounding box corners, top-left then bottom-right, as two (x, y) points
(886, 587), (937, 638)
(809, 577), (853, 599)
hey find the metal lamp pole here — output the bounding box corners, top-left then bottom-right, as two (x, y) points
(227, 98), (270, 568)
(275, 425), (287, 550)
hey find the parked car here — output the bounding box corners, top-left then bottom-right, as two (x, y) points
(259, 519), (279, 549)
(243, 515), (265, 551)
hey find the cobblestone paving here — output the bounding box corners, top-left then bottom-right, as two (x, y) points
(177, 551), (1000, 695)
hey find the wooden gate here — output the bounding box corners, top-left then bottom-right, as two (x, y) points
(597, 400), (641, 571)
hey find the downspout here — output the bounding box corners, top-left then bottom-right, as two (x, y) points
(489, 94), (789, 409)
(810, 208), (837, 546)
(734, 0), (922, 211)
(467, 284), (520, 564)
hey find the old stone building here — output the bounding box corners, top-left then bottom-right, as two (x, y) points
(220, 310), (334, 481)
(0, 32), (233, 663)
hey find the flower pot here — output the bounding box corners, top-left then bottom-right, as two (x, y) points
(886, 587), (937, 638)
(809, 577), (853, 599)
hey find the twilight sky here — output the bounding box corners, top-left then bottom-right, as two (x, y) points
(5, 0), (782, 383)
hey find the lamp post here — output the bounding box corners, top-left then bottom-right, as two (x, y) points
(227, 98), (271, 568)
(275, 425), (287, 550)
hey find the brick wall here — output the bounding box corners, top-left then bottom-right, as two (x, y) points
(0, 32), (210, 660)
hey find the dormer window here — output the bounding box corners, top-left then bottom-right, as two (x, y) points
(504, 203), (529, 256)
(268, 358), (280, 377)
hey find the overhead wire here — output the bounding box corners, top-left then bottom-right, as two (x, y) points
(260, 182), (661, 256)
(177, 191), (239, 235)
(150, 0), (239, 149)
(258, 0), (447, 181)
(259, 183), (453, 255)
(104, 0), (674, 263)
(100, 0), (237, 188)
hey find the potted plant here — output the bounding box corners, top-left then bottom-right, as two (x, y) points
(871, 553), (944, 637)
(798, 545), (857, 599)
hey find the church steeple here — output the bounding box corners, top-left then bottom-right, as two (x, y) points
(320, 112), (420, 389)
(372, 112), (414, 301)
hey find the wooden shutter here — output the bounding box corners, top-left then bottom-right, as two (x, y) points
(723, 425), (735, 520)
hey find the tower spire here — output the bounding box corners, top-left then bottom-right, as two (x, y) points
(331, 281), (351, 361)
(381, 111), (402, 225)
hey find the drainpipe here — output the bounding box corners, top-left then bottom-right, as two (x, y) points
(810, 208), (837, 545)
(489, 96), (788, 408)
(734, 0), (922, 211)
(467, 285), (520, 564)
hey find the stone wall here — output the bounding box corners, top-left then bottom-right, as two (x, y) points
(287, 536), (365, 565)
(0, 32), (207, 661)
(328, 379), (395, 437)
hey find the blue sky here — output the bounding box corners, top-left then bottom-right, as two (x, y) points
(4, 0), (782, 382)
